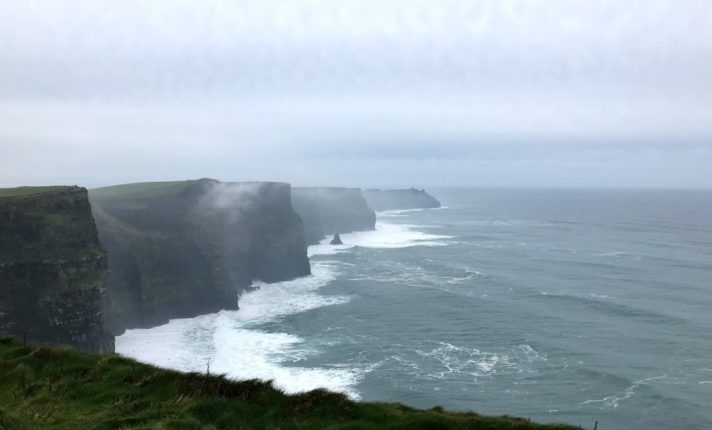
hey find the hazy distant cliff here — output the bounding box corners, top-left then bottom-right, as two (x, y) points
(0, 186), (113, 353)
(363, 188), (441, 211)
(89, 179), (310, 334)
(291, 187), (376, 244)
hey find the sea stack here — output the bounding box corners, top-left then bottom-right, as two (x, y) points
(330, 233), (343, 245)
(291, 187), (376, 244)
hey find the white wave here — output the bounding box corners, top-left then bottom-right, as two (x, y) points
(541, 291), (615, 301)
(116, 262), (364, 398)
(310, 222), (450, 257)
(587, 293), (615, 300)
(380, 207), (451, 217)
(412, 342), (546, 381)
(237, 263), (348, 323)
(580, 386), (637, 409)
(593, 251), (630, 257)
(444, 270), (485, 284)
(467, 220), (520, 227)
(209, 314), (363, 397)
(115, 313), (216, 373)
(377, 208), (425, 217)
(579, 375), (673, 409)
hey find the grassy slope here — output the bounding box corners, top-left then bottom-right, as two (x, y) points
(88, 180), (202, 242)
(0, 338), (581, 430)
(0, 186), (73, 198)
(89, 180), (208, 199)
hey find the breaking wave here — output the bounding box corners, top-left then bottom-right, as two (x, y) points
(116, 212), (456, 399)
(116, 262), (366, 398)
(309, 221), (451, 257)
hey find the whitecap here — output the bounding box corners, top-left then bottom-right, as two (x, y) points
(310, 221), (451, 253)
(376, 208), (426, 217)
(308, 242), (356, 257)
(587, 293), (614, 300)
(593, 251), (630, 257)
(444, 270), (485, 284)
(579, 375), (673, 409)
(412, 342), (546, 381)
(116, 262), (365, 398)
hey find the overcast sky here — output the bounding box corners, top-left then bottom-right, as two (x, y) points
(1, 0), (710, 188)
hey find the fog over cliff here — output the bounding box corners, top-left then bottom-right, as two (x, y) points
(200, 182), (266, 215)
(0, 0), (710, 188)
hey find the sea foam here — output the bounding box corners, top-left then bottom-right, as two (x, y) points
(116, 262), (363, 398)
(117, 217), (451, 399)
(309, 221), (450, 257)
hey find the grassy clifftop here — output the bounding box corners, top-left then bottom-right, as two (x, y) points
(90, 180), (204, 200)
(0, 186), (78, 198)
(0, 337), (580, 430)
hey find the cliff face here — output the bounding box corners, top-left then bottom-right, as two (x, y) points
(362, 188), (441, 211)
(291, 187), (376, 244)
(89, 179), (310, 334)
(231, 183), (312, 283)
(0, 186), (113, 353)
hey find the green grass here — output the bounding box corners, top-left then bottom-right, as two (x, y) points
(0, 337), (581, 430)
(0, 186), (73, 199)
(90, 179), (214, 200)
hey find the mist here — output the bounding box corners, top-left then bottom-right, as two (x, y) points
(0, 0), (710, 188)
(201, 182), (266, 213)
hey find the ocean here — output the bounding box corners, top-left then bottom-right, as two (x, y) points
(116, 188), (712, 430)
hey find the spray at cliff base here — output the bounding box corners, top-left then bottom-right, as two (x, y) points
(116, 218), (447, 398)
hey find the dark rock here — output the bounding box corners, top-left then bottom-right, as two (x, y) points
(89, 179), (311, 335)
(362, 188), (441, 211)
(330, 233), (343, 245)
(0, 186), (113, 353)
(292, 187), (375, 245)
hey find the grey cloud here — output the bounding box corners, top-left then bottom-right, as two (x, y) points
(0, 0), (710, 188)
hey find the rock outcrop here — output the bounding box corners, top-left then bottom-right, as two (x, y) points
(291, 187), (376, 244)
(330, 234), (343, 245)
(89, 179), (311, 335)
(0, 186), (113, 353)
(362, 188), (441, 211)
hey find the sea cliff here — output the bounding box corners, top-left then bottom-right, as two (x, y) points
(291, 187), (376, 244)
(0, 182), (443, 345)
(363, 188), (441, 211)
(89, 179), (310, 334)
(0, 186), (113, 353)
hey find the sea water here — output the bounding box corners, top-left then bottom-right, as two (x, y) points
(117, 188), (712, 429)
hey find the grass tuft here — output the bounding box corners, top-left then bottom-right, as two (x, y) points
(0, 337), (583, 430)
